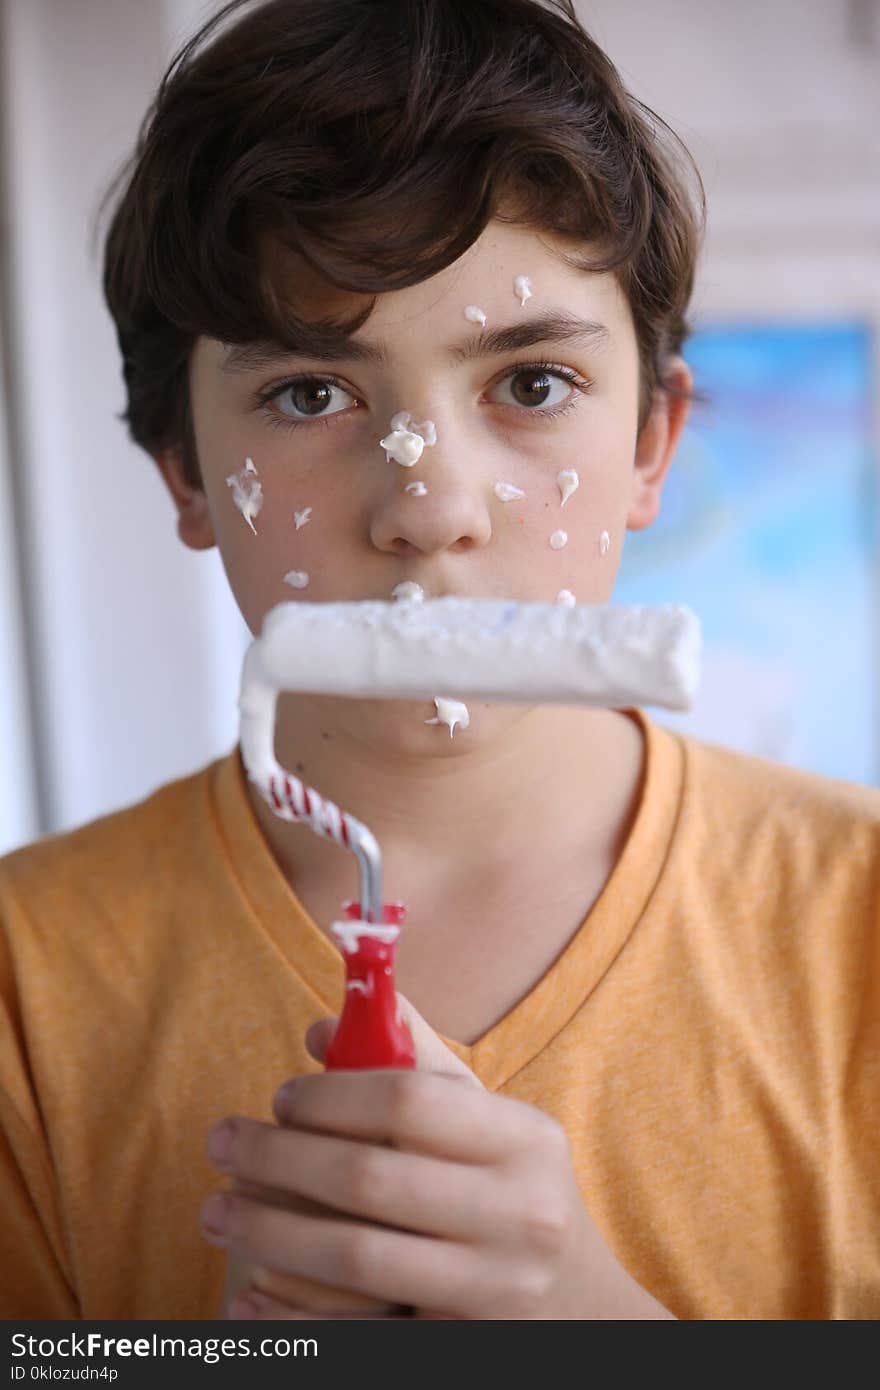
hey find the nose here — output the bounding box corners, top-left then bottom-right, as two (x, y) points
(369, 431), (493, 557)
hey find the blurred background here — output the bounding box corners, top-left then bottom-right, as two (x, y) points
(0, 0), (878, 855)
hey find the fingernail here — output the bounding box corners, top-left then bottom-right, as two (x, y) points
(200, 1192), (231, 1237)
(273, 1077), (301, 1121)
(206, 1120), (236, 1168)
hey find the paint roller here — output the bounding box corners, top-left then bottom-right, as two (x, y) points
(239, 596), (700, 1066)
(226, 595), (700, 1312)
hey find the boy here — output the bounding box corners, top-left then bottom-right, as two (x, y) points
(1, 0), (878, 1320)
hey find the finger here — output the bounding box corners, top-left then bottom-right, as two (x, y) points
(306, 993), (481, 1085)
(305, 1018), (336, 1061)
(243, 1263), (396, 1315)
(208, 1120), (510, 1242)
(227, 1287), (412, 1320)
(205, 1188), (489, 1315)
(224, 1226), (395, 1318)
(272, 1068), (546, 1165)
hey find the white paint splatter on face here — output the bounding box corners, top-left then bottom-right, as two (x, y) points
(556, 589), (576, 607)
(464, 305), (487, 327)
(599, 530), (611, 556)
(380, 412), (437, 467)
(549, 530), (568, 550)
(556, 469), (579, 507)
(405, 481), (428, 497)
(425, 696), (470, 738)
(513, 274), (533, 306)
(225, 457), (263, 534)
(293, 507), (312, 530)
(283, 570), (310, 589)
(391, 580), (425, 603)
(494, 481), (526, 502)
(380, 428), (424, 467)
(391, 411), (437, 446)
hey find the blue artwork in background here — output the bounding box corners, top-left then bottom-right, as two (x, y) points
(613, 323), (878, 785)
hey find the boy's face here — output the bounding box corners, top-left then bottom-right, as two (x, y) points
(167, 221), (689, 751)
(183, 222), (686, 621)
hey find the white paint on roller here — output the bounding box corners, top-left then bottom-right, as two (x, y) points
(557, 469), (579, 507)
(238, 597), (703, 797)
(549, 530), (568, 550)
(293, 507), (313, 530)
(405, 481), (428, 497)
(283, 570), (310, 589)
(391, 581), (425, 603)
(494, 482), (525, 502)
(242, 598), (702, 708)
(226, 457), (263, 534)
(599, 530), (611, 556)
(556, 589), (576, 607)
(425, 696), (470, 738)
(464, 305), (487, 327)
(513, 274), (533, 306)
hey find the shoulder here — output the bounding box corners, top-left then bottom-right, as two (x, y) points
(0, 753), (233, 926)
(665, 726), (880, 988)
(676, 727), (880, 850)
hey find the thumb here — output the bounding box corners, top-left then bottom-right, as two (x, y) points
(306, 992), (482, 1087)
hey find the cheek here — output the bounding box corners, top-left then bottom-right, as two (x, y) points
(494, 438), (632, 603)
(201, 427), (354, 624)
(498, 439), (629, 541)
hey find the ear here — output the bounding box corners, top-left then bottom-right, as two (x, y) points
(154, 447), (216, 551)
(626, 357), (693, 532)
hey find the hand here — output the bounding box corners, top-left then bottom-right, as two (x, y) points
(201, 995), (672, 1320)
(209, 997), (477, 1320)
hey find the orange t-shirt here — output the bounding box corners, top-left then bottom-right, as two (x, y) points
(1, 710), (878, 1319)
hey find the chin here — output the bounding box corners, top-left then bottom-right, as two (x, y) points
(340, 698), (467, 754)
(341, 696), (535, 759)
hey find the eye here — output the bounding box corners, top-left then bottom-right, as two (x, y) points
(270, 376), (356, 419)
(487, 365), (579, 411)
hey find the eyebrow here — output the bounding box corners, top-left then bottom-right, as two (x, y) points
(448, 311), (610, 363)
(219, 310), (610, 375)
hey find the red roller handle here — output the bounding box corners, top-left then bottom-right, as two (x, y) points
(324, 901), (416, 1070)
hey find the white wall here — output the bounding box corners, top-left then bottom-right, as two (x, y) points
(0, 0), (249, 853)
(580, 0), (880, 321)
(0, 285), (39, 850)
(0, 0), (877, 853)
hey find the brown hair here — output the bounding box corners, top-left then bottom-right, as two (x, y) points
(103, 0), (704, 486)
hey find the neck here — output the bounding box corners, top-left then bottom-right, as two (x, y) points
(245, 701), (646, 919)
